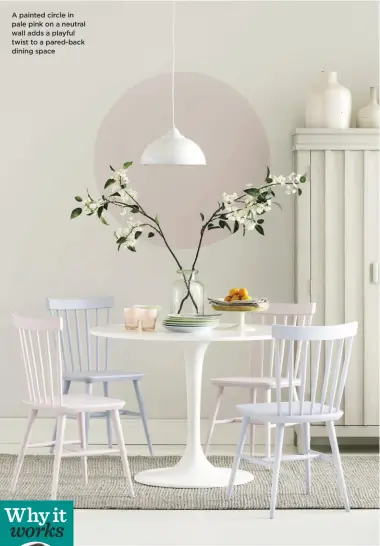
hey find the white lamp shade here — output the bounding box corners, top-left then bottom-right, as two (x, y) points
(141, 127), (206, 166)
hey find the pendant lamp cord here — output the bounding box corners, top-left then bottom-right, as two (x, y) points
(171, 0), (176, 129)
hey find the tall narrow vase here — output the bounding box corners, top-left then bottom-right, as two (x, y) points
(305, 71), (352, 129)
(357, 86), (380, 128)
(170, 269), (204, 315)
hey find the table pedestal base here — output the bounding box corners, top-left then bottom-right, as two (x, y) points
(134, 457), (253, 488)
(134, 342), (253, 488)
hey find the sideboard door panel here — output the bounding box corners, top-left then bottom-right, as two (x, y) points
(363, 151), (380, 426)
(344, 151), (365, 426)
(294, 129), (380, 435)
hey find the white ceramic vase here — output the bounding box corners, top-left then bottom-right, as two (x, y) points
(357, 87), (380, 128)
(305, 71), (352, 129)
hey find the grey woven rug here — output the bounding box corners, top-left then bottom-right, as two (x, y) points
(0, 454), (378, 510)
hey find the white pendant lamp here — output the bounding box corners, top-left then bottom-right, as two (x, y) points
(141, 1), (206, 166)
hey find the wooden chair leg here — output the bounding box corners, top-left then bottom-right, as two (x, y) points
(51, 414), (67, 500)
(77, 412), (88, 485)
(111, 409), (134, 496)
(264, 389), (271, 468)
(103, 382), (113, 449)
(51, 380), (71, 453)
(85, 382), (93, 442)
(249, 388), (257, 456)
(327, 420), (350, 512)
(133, 379), (153, 456)
(301, 422), (311, 493)
(11, 408), (38, 492)
(270, 424), (285, 519)
(227, 416), (250, 500)
(204, 385), (224, 456)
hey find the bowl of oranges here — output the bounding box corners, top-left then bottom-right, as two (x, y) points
(208, 290), (269, 313)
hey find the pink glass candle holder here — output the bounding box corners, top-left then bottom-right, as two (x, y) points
(140, 308), (158, 332)
(124, 307), (142, 330)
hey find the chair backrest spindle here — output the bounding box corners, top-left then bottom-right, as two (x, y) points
(13, 314), (64, 406)
(251, 303), (316, 379)
(272, 322), (358, 417)
(46, 297), (113, 373)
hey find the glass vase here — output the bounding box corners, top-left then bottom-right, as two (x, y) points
(170, 269), (204, 315)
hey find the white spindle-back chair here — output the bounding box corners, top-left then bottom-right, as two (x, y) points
(227, 321), (358, 518)
(204, 303), (316, 460)
(47, 297), (152, 454)
(12, 314), (134, 500)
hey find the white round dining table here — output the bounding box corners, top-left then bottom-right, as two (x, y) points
(90, 323), (272, 488)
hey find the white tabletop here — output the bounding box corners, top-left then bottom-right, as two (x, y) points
(90, 323), (272, 342)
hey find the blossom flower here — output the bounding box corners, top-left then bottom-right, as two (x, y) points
(112, 169), (129, 184)
(83, 198), (103, 215)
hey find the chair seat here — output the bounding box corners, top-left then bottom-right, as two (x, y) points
(63, 370), (144, 383)
(237, 401), (343, 424)
(25, 394), (125, 414)
(211, 376), (301, 389)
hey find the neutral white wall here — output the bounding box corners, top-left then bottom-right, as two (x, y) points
(0, 1), (378, 422)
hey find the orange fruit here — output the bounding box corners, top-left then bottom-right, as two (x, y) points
(239, 288), (249, 298)
(241, 295), (251, 301)
(224, 295), (232, 302)
(231, 295), (240, 301)
(229, 288), (239, 296)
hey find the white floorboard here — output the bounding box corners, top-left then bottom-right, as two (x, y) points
(75, 509), (379, 546)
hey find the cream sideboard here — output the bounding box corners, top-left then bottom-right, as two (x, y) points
(293, 129), (379, 440)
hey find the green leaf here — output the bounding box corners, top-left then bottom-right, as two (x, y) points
(257, 219), (264, 224)
(200, 213), (204, 222)
(255, 224), (265, 236)
(300, 175), (307, 183)
(267, 178), (273, 184)
(244, 188), (259, 197)
(123, 161), (133, 169)
(100, 215), (109, 226)
(219, 220), (231, 232)
(154, 214), (159, 225)
(208, 225), (221, 230)
(243, 225), (246, 236)
(116, 236), (127, 245)
(74, 196), (82, 202)
(233, 220), (239, 234)
(70, 208), (82, 219)
(298, 188), (303, 196)
(131, 206), (139, 214)
(97, 206), (103, 218)
(104, 178), (115, 189)
(109, 191), (121, 197)
(127, 246), (136, 252)
(135, 231), (142, 239)
(148, 232), (155, 238)
(109, 165), (115, 172)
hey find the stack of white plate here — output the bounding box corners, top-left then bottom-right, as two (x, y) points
(162, 313), (221, 333)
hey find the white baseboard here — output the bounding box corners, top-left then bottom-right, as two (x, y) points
(0, 417), (294, 447)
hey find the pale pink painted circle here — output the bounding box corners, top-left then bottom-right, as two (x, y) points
(94, 72), (269, 250)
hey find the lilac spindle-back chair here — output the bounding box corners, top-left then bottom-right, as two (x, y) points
(227, 321), (358, 518)
(12, 314), (134, 500)
(205, 302), (316, 460)
(47, 297), (152, 454)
